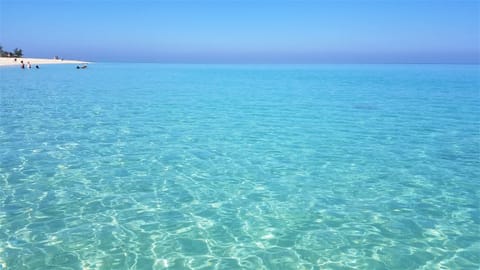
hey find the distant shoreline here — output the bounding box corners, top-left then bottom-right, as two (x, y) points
(2, 58), (478, 66)
(0, 57), (89, 67)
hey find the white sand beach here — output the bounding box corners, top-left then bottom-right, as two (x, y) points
(0, 57), (88, 67)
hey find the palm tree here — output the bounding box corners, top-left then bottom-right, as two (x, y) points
(13, 48), (23, 57)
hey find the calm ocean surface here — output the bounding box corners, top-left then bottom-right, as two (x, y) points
(0, 64), (479, 269)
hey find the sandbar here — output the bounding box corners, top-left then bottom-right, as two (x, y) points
(0, 57), (89, 67)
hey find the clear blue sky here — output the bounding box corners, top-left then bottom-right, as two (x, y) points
(0, 0), (478, 63)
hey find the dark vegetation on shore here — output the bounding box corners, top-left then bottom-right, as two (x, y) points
(0, 45), (23, 57)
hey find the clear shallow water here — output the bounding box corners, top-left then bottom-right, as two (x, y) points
(0, 64), (479, 269)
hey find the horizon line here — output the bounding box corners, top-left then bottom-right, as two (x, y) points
(3, 56), (479, 65)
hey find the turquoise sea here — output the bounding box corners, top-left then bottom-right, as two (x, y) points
(0, 64), (479, 269)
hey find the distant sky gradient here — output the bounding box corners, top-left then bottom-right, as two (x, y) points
(0, 0), (478, 63)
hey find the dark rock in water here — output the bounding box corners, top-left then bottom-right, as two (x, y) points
(178, 238), (209, 255)
(48, 252), (80, 267)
